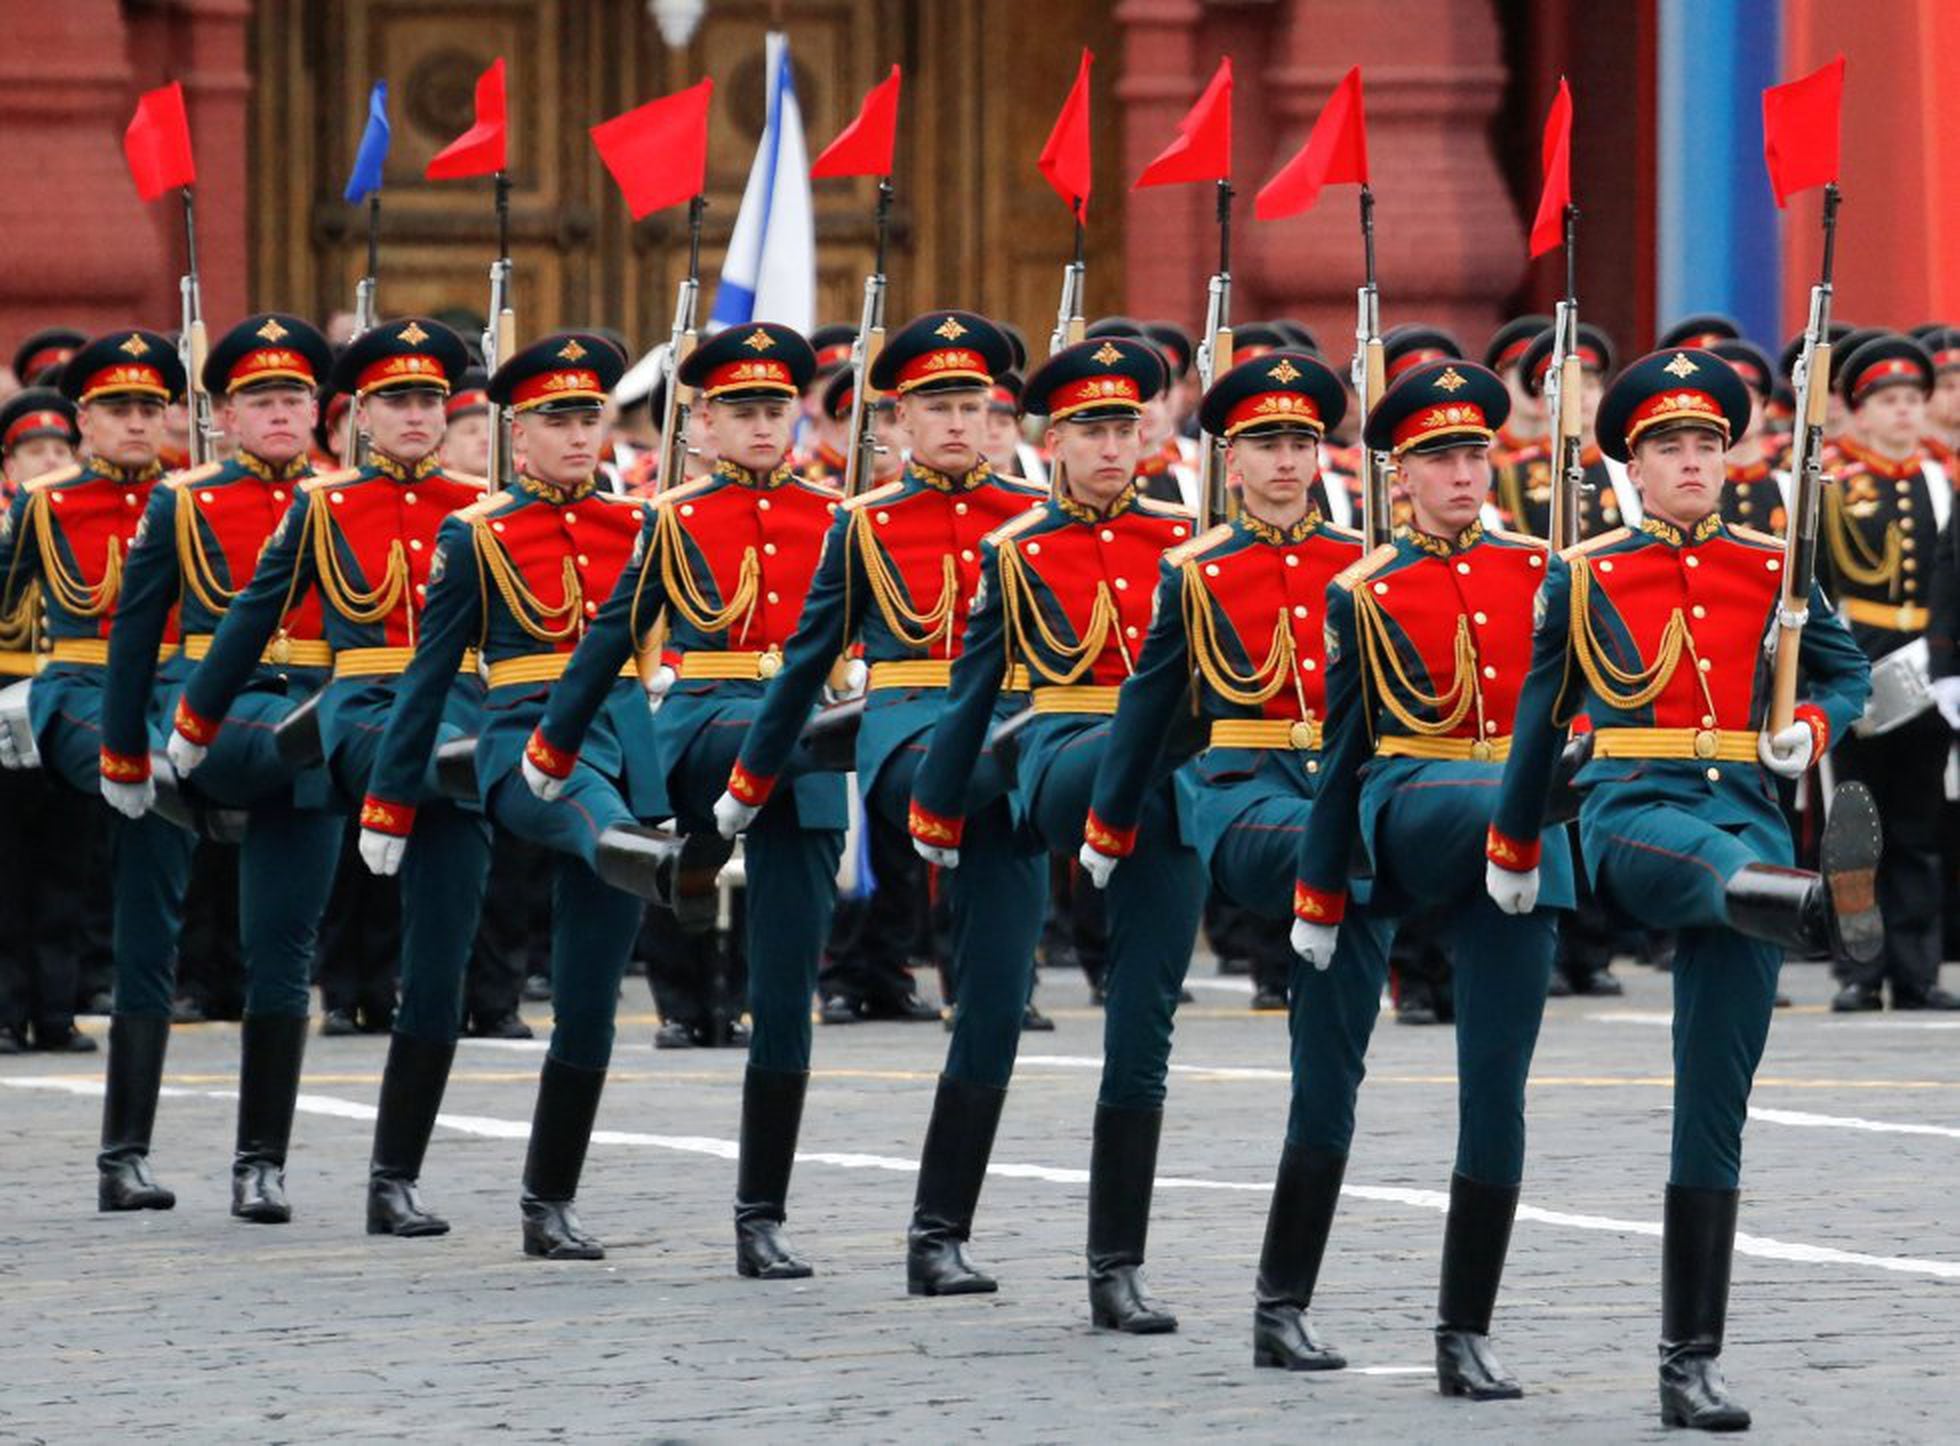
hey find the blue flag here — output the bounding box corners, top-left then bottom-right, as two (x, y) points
(344, 81), (391, 203)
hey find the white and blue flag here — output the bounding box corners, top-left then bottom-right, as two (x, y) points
(708, 32), (815, 334)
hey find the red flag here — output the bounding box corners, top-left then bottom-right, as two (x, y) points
(591, 79), (714, 219)
(1039, 49), (1094, 217)
(1134, 58), (1232, 189)
(123, 82), (196, 201)
(425, 58), (507, 180)
(1254, 66), (1368, 221)
(1763, 55), (1845, 209)
(812, 65), (901, 179)
(1528, 78), (1573, 259)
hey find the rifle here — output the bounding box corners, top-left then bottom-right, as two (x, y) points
(842, 179), (893, 499)
(342, 194), (381, 465)
(481, 172), (516, 487)
(1194, 180), (1235, 530)
(1769, 182), (1841, 732)
(1541, 205), (1584, 551)
(654, 194), (706, 494)
(177, 189), (218, 466)
(1046, 205), (1088, 499)
(1351, 185), (1391, 549)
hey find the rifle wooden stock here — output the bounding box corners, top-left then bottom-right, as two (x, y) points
(1770, 335), (1834, 733)
(184, 314), (213, 467)
(1361, 332), (1390, 549)
(842, 286), (885, 498)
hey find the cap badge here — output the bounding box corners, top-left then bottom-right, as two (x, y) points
(120, 334), (150, 357)
(1664, 352), (1699, 378)
(1092, 342), (1124, 366)
(934, 317), (968, 341)
(1267, 359), (1302, 384)
(398, 322), (430, 345)
(1433, 366), (1467, 393)
(256, 318), (290, 342)
(558, 339), (588, 361)
(743, 328), (776, 352)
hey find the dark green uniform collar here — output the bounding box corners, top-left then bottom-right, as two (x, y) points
(1638, 512), (1723, 548)
(236, 450), (311, 483)
(371, 450), (443, 482)
(518, 472), (599, 504)
(1402, 519), (1484, 557)
(85, 456), (163, 485)
(712, 458), (797, 490)
(906, 458), (992, 493)
(1054, 481), (1139, 524)
(1235, 504), (1323, 545)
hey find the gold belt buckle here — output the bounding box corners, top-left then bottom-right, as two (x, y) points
(1692, 728), (1719, 759)
(268, 632), (293, 665)
(1898, 605), (1917, 630)
(1470, 738), (1495, 762)
(1288, 720), (1316, 751)
(757, 646), (783, 680)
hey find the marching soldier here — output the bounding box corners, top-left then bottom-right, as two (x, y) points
(100, 314), (341, 1224)
(1072, 349), (1391, 1356)
(523, 322), (854, 1279)
(440, 368), (492, 477)
(0, 330), (193, 1204)
(1819, 333), (1957, 1012)
(1084, 318), (1196, 508)
(1487, 347), (1876, 1430)
(908, 336), (1201, 1331)
(1505, 323), (1622, 538)
(1658, 314), (1742, 351)
(1919, 326), (1960, 469)
(10, 327), (87, 388)
(167, 317), (498, 1236)
(710, 311), (1051, 1298)
(358, 331), (671, 1260)
(1291, 360), (1573, 1400)
(1485, 315), (1551, 470)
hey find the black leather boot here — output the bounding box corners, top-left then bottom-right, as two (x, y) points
(593, 824), (686, 907)
(1725, 780), (1881, 964)
(231, 1014), (309, 1223)
(367, 1032), (458, 1237)
(735, 1065), (813, 1279)
(906, 1074), (1007, 1296)
(1086, 1104), (1177, 1333)
(1252, 1143), (1347, 1370)
(520, 1055), (608, 1260)
(98, 1014), (176, 1211)
(1435, 1173), (1524, 1400)
(1659, 1185), (1750, 1431)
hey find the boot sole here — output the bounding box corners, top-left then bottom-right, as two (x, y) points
(1822, 782), (1883, 965)
(99, 1189), (175, 1211)
(738, 1259), (815, 1279)
(1253, 1348), (1346, 1371)
(523, 1239), (605, 1260)
(907, 1276), (997, 1297)
(232, 1207), (292, 1224)
(1091, 1309), (1178, 1334)
(1439, 1378), (1524, 1401)
(1660, 1405), (1752, 1430)
(368, 1217), (451, 1237)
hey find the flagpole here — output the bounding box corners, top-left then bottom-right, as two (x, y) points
(178, 184), (216, 467)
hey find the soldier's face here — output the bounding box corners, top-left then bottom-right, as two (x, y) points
(1504, 368), (1546, 433)
(78, 397), (166, 467)
(704, 397), (793, 474)
(1048, 417), (1143, 510)
(898, 389), (986, 473)
(3, 436), (75, 485)
(1854, 384), (1929, 457)
(1627, 426), (1724, 526)
(221, 385), (317, 464)
(514, 408), (604, 484)
(1401, 444), (1491, 535)
(1229, 431), (1318, 516)
(1932, 371), (1960, 431)
(983, 407), (1020, 468)
(359, 389), (446, 464)
(1580, 371), (1605, 430)
(440, 412), (491, 476)
(1139, 392), (1176, 448)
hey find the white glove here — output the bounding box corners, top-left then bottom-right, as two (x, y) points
(645, 664), (677, 715)
(1756, 721), (1816, 779)
(1290, 919), (1339, 971)
(824, 658), (868, 704)
(1934, 677), (1960, 731)
(359, 827), (406, 877)
(522, 754), (566, 802)
(714, 789), (760, 839)
(0, 713), (37, 770)
(1486, 860), (1540, 915)
(165, 729), (207, 775)
(1077, 841), (1119, 890)
(101, 776), (155, 820)
(913, 838), (960, 869)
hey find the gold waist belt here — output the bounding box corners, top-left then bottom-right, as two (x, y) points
(1375, 734), (1513, 762)
(334, 646), (481, 679)
(1590, 726), (1758, 761)
(1210, 718), (1322, 751)
(181, 633), (333, 668)
(485, 652), (637, 689)
(47, 638), (179, 668)
(1032, 685), (1121, 715)
(867, 661), (1032, 691)
(1842, 597), (1929, 632)
(0, 650), (35, 677)
(679, 648), (783, 681)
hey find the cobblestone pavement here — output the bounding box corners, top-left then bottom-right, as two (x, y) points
(3, 958), (1957, 1443)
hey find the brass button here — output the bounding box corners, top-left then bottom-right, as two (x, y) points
(1705, 766), (1721, 782)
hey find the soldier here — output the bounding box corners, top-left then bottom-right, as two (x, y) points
(1488, 347), (1875, 1430)
(357, 331), (669, 1260)
(524, 321), (856, 1278)
(1291, 360), (1573, 1400)
(710, 311), (1051, 1297)
(1484, 315), (1552, 470)
(0, 331), (195, 1203)
(1505, 323), (1622, 539)
(167, 317), (498, 1236)
(907, 336), (1200, 1331)
(10, 327), (87, 388)
(1707, 340), (1787, 533)
(440, 368), (492, 477)
(1658, 314), (1742, 352)
(1084, 318), (1196, 508)
(1819, 333), (1957, 1012)
(1917, 326), (1960, 471)
(1071, 348), (1391, 1353)
(99, 314), (340, 1224)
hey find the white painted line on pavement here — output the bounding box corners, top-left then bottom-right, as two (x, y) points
(10, 1075), (1960, 1282)
(1747, 1106), (1960, 1140)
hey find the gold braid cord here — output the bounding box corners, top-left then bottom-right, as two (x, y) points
(852, 508), (957, 650)
(0, 584), (37, 650)
(29, 491), (122, 618)
(311, 501), (408, 625)
(654, 505), (759, 637)
(171, 488), (255, 613)
(1180, 561), (1293, 706)
(997, 542), (1116, 685)
(1567, 559), (1688, 709)
(471, 518), (582, 643)
(1822, 488), (1904, 595)
(1350, 587), (1477, 735)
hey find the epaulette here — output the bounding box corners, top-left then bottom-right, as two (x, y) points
(1133, 494), (1194, 520)
(1332, 542), (1400, 592)
(21, 464), (83, 493)
(983, 507), (1051, 549)
(456, 489), (522, 521)
(1164, 522), (1234, 567)
(793, 474), (844, 500)
(1557, 527), (1631, 563)
(841, 480), (906, 513)
(995, 473), (1049, 497)
(1484, 524), (1547, 547)
(444, 470), (491, 493)
(300, 466), (365, 494)
(1728, 524), (1784, 551)
(597, 490), (648, 509)
(654, 473), (721, 509)
(164, 461), (227, 491)
(1321, 521), (1364, 541)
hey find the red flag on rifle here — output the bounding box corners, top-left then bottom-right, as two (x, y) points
(1763, 56), (1845, 208)
(1528, 77), (1573, 258)
(124, 82), (196, 201)
(426, 58), (507, 180)
(1039, 49), (1094, 216)
(1135, 57), (1232, 188)
(812, 65), (901, 180)
(1255, 66), (1368, 220)
(591, 79), (715, 219)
